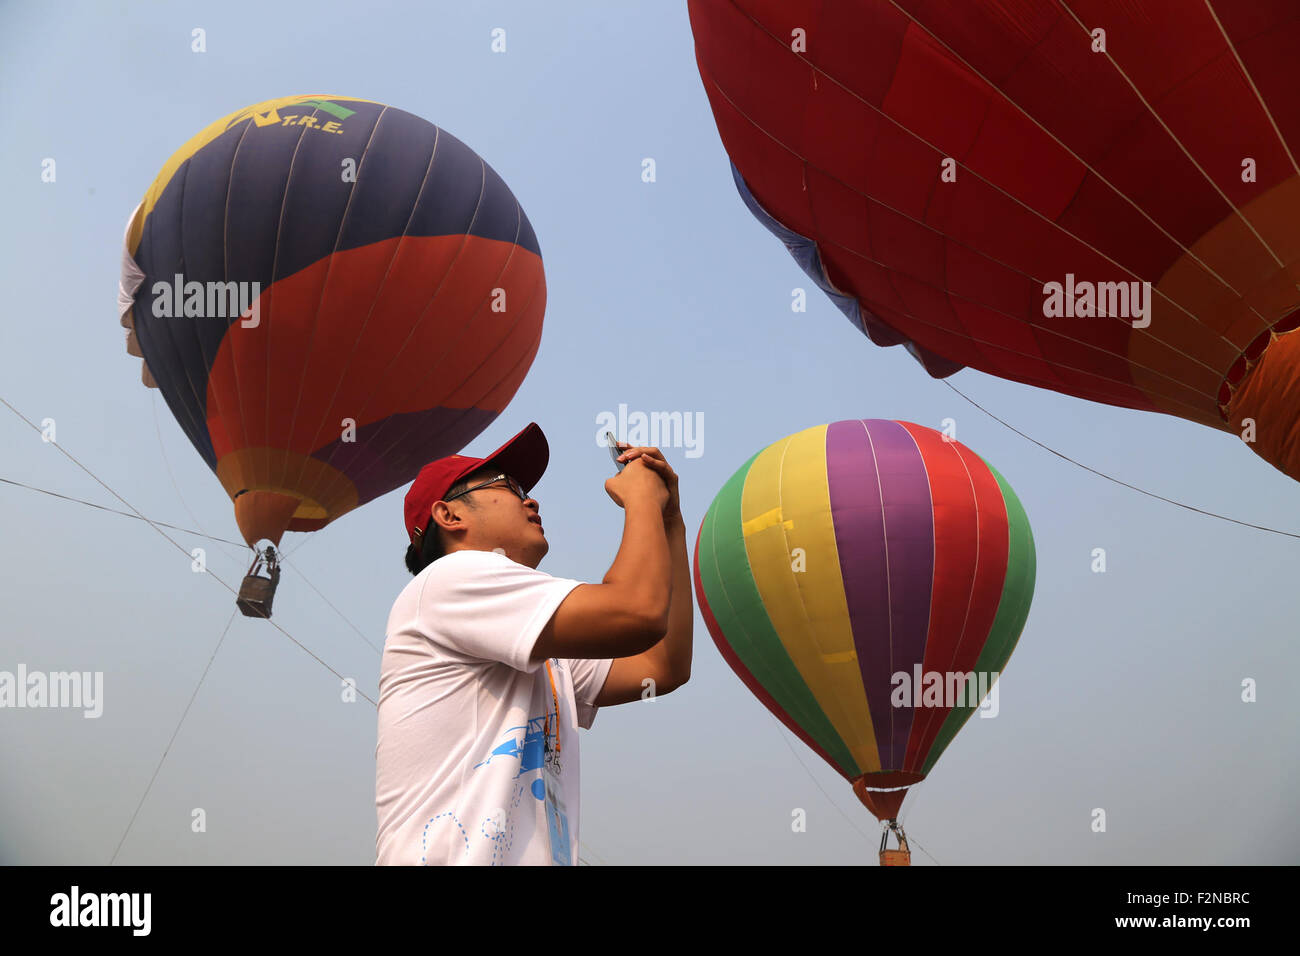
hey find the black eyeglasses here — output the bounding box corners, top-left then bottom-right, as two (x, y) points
(443, 473), (527, 502)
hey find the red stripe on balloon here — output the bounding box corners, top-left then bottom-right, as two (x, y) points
(900, 424), (1009, 773)
(206, 235), (543, 461)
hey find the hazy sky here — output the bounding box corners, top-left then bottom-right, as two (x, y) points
(1, 0), (1297, 866)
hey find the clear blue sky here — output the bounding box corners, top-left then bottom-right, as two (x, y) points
(1, 0), (1297, 865)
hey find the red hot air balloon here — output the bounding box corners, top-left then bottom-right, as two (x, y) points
(693, 421), (1035, 864)
(689, 1), (1300, 484)
(118, 95), (545, 615)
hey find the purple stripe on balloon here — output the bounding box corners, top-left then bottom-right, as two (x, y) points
(826, 420), (934, 770)
(825, 420), (892, 769)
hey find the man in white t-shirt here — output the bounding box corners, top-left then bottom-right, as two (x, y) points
(375, 422), (692, 865)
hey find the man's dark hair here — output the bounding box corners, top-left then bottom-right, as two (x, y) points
(404, 473), (480, 575)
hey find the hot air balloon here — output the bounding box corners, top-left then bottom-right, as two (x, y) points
(692, 420), (1035, 864)
(689, 1), (1300, 484)
(117, 94), (545, 615)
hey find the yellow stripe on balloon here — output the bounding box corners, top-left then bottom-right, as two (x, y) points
(740, 425), (881, 773)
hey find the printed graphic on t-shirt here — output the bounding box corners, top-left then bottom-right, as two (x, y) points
(474, 716), (549, 801)
(420, 710), (570, 865)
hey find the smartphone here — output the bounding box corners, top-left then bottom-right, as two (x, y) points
(605, 431), (626, 472)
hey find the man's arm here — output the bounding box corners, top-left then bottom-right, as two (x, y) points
(529, 458), (672, 663)
(593, 514), (692, 704)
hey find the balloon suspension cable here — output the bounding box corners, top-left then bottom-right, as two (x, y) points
(943, 379), (1300, 540)
(236, 543), (282, 619)
(879, 819), (912, 867)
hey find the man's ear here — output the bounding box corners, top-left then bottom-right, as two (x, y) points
(430, 501), (452, 532)
(430, 500), (465, 535)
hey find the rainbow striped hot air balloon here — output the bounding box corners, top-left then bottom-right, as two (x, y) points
(692, 420), (1035, 864)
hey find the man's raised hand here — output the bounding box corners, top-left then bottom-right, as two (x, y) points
(604, 454), (669, 513)
(613, 444), (680, 523)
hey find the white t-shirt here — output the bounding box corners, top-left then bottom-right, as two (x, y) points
(375, 549), (613, 866)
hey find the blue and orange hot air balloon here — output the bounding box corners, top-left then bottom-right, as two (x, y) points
(689, 1), (1300, 485)
(693, 420), (1035, 864)
(117, 94), (545, 614)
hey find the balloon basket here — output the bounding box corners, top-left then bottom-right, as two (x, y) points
(879, 820), (911, 867)
(236, 545), (281, 619)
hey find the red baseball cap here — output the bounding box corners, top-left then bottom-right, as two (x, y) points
(403, 422), (549, 544)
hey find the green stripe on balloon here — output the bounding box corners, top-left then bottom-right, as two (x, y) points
(300, 99), (356, 119)
(921, 459), (1037, 775)
(697, 452), (859, 777)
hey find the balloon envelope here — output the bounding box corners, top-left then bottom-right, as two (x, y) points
(119, 94), (546, 545)
(689, 1), (1300, 482)
(692, 420), (1035, 815)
